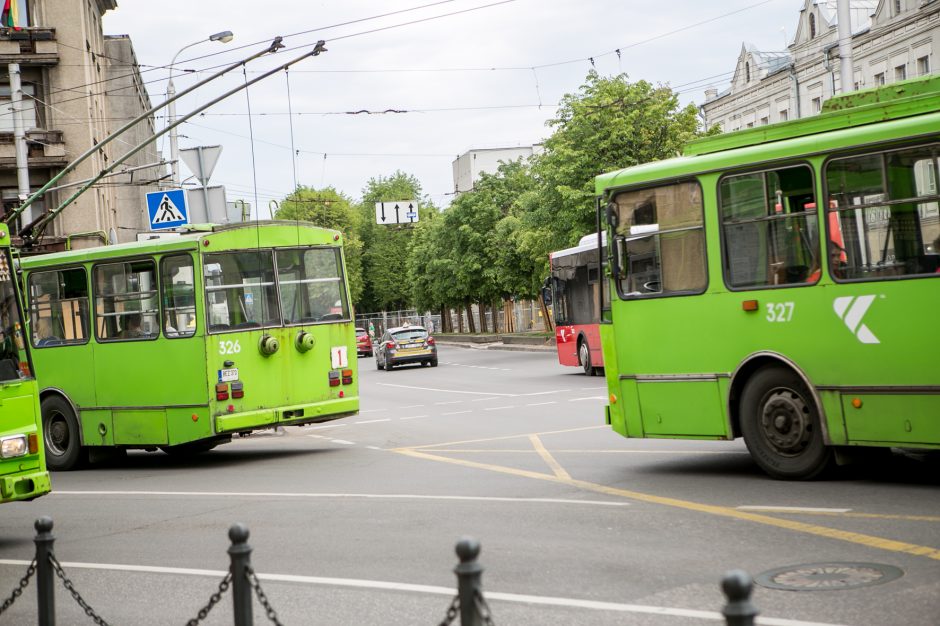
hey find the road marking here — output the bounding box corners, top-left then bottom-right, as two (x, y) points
(306, 435), (326, 439)
(393, 435), (940, 562)
(0, 559), (842, 625)
(378, 383), (514, 396)
(483, 406), (516, 411)
(529, 435), (570, 480)
(736, 508), (940, 522)
(407, 426), (605, 451)
(520, 390), (570, 396)
(442, 410), (472, 416)
(567, 396), (605, 402)
(738, 506), (852, 514)
(50, 491), (628, 507)
(399, 415), (429, 421)
(526, 401), (556, 407)
(355, 419), (391, 425)
(359, 409), (384, 414)
(472, 397), (503, 402)
(419, 449), (748, 455)
(331, 439), (354, 445)
(435, 401), (463, 405)
(400, 404), (425, 409)
(366, 446), (383, 450)
(308, 423), (347, 431)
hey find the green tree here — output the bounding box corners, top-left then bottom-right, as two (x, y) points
(530, 71), (711, 251)
(274, 186), (364, 305)
(356, 171), (431, 312)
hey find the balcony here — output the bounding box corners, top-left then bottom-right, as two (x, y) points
(0, 130), (67, 168)
(0, 27), (58, 65)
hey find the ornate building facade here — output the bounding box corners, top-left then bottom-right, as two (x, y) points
(703, 0), (940, 132)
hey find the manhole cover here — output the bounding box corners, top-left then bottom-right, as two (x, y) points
(755, 562), (903, 591)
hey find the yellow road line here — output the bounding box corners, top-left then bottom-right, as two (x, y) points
(405, 425), (605, 450)
(744, 509), (940, 523)
(415, 448), (746, 455)
(529, 435), (571, 480)
(392, 447), (940, 561)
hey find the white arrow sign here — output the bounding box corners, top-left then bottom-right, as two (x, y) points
(375, 200), (419, 225)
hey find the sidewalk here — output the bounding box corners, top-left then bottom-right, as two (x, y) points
(434, 333), (556, 353)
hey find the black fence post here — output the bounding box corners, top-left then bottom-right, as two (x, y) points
(34, 516), (55, 626)
(454, 537), (483, 626)
(721, 569), (758, 626)
(228, 523), (253, 626)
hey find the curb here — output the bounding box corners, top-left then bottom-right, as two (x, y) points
(436, 341), (555, 353)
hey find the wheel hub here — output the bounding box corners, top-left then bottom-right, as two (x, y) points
(46, 414), (69, 454)
(760, 389), (811, 455)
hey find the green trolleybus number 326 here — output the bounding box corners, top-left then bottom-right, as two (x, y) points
(21, 221), (359, 471)
(596, 75), (940, 480)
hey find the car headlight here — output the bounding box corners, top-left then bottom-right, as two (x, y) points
(0, 435), (28, 459)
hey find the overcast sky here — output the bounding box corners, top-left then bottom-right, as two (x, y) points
(103, 0), (799, 216)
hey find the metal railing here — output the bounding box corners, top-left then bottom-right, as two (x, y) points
(2, 517), (761, 625)
(356, 301), (548, 337)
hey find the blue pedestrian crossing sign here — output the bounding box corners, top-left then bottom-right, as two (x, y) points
(146, 189), (189, 231)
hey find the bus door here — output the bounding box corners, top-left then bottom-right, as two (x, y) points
(91, 256), (205, 447)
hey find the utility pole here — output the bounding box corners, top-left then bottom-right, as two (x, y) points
(837, 0), (854, 94)
(9, 63), (32, 225)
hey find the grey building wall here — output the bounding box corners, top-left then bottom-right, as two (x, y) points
(452, 145), (543, 195)
(0, 0), (156, 249)
(702, 0), (940, 133)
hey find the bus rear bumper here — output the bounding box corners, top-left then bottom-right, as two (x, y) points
(214, 397), (360, 434)
(1, 468), (51, 503)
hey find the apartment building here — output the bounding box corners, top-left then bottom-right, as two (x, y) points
(703, 0), (940, 132)
(0, 0), (159, 250)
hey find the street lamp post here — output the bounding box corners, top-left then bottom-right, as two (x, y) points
(167, 30), (233, 185)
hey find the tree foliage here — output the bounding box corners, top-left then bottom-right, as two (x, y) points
(274, 186), (364, 304)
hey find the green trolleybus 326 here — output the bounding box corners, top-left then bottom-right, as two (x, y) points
(597, 75), (940, 479)
(0, 224), (50, 502)
(21, 221), (359, 471)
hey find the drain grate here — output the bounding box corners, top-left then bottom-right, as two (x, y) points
(755, 562), (903, 591)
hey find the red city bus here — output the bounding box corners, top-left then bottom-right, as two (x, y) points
(547, 233), (608, 375)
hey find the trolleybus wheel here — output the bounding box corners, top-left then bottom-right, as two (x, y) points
(740, 365), (832, 480)
(579, 340), (595, 377)
(41, 395), (85, 471)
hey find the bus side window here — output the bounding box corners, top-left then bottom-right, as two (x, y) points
(28, 267), (90, 347)
(161, 254), (196, 338)
(93, 260), (159, 342)
(719, 164), (818, 289)
(611, 181), (706, 298)
(826, 145), (940, 280)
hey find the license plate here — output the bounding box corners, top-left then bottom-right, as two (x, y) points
(404, 343), (419, 348)
(218, 368), (238, 382)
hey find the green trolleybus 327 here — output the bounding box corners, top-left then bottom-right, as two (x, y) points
(597, 75), (940, 479)
(0, 224), (50, 502)
(21, 221), (359, 471)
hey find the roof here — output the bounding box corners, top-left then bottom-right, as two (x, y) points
(812, 0), (877, 36)
(551, 232), (606, 260)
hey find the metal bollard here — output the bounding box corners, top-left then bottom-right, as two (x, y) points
(34, 516), (56, 626)
(228, 523), (253, 626)
(721, 569), (758, 626)
(454, 537), (484, 626)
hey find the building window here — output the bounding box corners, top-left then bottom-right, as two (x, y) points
(875, 72), (886, 86)
(917, 56), (930, 76)
(809, 14), (816, 39)
(895, 64), (907, 81)
(779, 109), (789, 122)
(760, 117), (769, 126)
(894, 0), (902, 16)
(0, 84), (38, 132)
(745, 62), (751, 83)
(812, 97), (822, 113)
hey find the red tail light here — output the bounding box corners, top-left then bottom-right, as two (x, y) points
(328, 371), (340, 387)
(28, 433), (38, 454)
(216, 382), (229, 401)
(384, 341), (396, 349)
(231, 381), (244, 399)
(426, 337), (435, 345)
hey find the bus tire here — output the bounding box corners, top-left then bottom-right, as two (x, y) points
(579, 340), (595, 376)
(41, 395), (85, 471)
(740, 365), (832, 480)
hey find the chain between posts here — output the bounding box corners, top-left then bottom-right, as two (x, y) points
(246, 567), (283, 626)
(49, 554), (110, 626)
(438, 595), (460, 625)
(186, 572), (232, 626)
(474, 589), (495, 626)
(0, 559), (36, 615)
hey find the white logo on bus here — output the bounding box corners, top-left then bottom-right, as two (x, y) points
(833, 295), (880, 344)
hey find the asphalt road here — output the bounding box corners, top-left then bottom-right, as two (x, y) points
(1, 346), (938, 625)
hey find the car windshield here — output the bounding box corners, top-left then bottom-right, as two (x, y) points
(392, 329), (428, 342)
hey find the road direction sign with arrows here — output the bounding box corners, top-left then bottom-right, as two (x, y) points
(375, 200), (419, 225)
